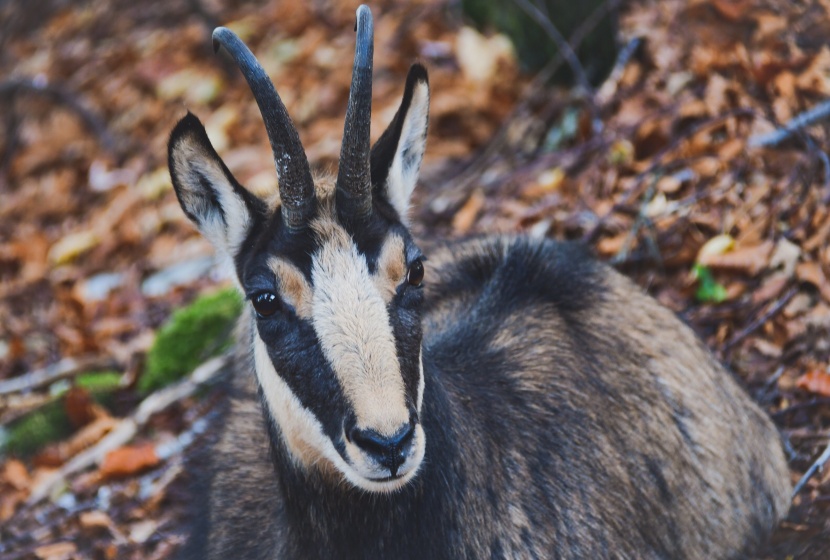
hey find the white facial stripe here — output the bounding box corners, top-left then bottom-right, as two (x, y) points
(268, 257), (313, 319)
(254, 333), (425, 492)
(311, 228), (410, 437)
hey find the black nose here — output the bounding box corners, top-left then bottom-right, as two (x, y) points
(349, 424), (415, 477)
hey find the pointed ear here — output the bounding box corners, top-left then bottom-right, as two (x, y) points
(370, 64), (429, 222)
(168, 112), (266, 256)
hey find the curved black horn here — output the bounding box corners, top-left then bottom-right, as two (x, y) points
(336, 4), (374, 221)
(212, 27), (314, 229)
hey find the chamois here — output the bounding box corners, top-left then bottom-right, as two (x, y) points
(169, 6), (791, 559)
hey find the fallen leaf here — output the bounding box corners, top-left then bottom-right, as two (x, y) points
(48, 230), (99, 265)
(770, 237), (801, 277)
(136, 167), (173, 200)
(796, 370), (830, 397)
(34, 542), (77, 560)
(100, 442), (160, 479)
(696, 234), (735, 263)
(129, 519), (158, 544)
(708, 0), (753, 22)
(79, 510), (114, 532)
(698, 240), (774, 275)
(455, 27), (514, 83)
(2, 460), (31, 491)
(452, 190), (485, 234)
(796, 262), (830, 302)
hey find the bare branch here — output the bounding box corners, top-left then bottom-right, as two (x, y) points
(26, 354), (228, 505)
(0, 356), (118, 396)
(749, 99), (830, 148)
(511, 0), (603, 138)
(792, 441), (830, 498)
(0, 77), (122, 159)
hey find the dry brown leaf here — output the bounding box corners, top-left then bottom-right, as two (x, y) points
(34, 542), (77, 560)
(795, 47), (830, 96)
(64, 387), (99, 428)
(455, 27), (514, 84)
(750, 338), (783, 358)
(709, 0), (754, 22)
(100, 443), (160, 480)
(716, 138), (744, 160)
(796, 262), (830, 303)
(796, 370), (830, 397)
(79, 510), (115, 532)
(803, 214), (830, 252)
(2, 460), (31, 491)
(452, 190), (485, 234)
(698, 240), (774, 275)
(697, 234), (735, 262)
(0, 491), (25, 523)
(597, 233), (629, 257)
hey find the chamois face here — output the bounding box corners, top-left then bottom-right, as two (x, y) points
(242, 181), (427, 492)
(168, 9), (430, 492)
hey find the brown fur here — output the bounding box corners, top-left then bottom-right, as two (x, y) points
(186, 235), (790, 560)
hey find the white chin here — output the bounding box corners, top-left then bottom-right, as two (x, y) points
(347, 464), (421, 493)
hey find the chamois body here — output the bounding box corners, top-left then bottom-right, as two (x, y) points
(169, 6), (790, 559)
(182, 236), (789, 560)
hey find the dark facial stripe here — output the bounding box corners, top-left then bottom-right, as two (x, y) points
(256, 315), (349, 448)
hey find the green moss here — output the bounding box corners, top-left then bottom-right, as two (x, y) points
(0, 401), (72, 457)
(76, 371), (122, 392)
(139, 288), (243, 393)
(692, 264), (728, 303)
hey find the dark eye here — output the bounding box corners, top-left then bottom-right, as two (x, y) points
(407, 259), (424, 287)
(252, 292), (281, 317)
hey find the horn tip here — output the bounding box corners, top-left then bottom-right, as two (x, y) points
(355, 5), (372, 31)
(211, 27), (230, 54)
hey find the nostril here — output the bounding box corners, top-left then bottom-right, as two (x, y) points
(350, 424), (415, 477)
(396, 424), (415, 452)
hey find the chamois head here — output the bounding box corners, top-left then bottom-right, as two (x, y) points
(168, 5), (430, 492)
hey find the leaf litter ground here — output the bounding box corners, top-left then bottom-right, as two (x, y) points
(1, 0), (830, 558)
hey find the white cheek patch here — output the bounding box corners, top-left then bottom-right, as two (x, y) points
(311, 232), (410, 437)
(386, 82), (429, 223)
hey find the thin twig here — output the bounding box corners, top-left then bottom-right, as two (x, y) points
(748, 99), (830, 148)
(723, 286), (798, 353)
(0, 77), (121, 159)
(426, 1), (617, 219)
(611, 174), (659, 265)
(0, 355), (118, 396)
(26, 354), (228, 504)
(512, 0), (600, 132)
(792, 442), (830, 497)
(569, 0), (621, 54)
(596, 36), (643, 105)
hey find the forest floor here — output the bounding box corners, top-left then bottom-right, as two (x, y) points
(1, 0), (830, 558)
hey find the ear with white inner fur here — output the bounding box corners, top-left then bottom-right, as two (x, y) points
(370, 64), (430, 222)
(168, 112), (266, 256)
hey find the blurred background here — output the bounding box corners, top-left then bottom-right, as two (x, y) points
(1, 0), (830, 557)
